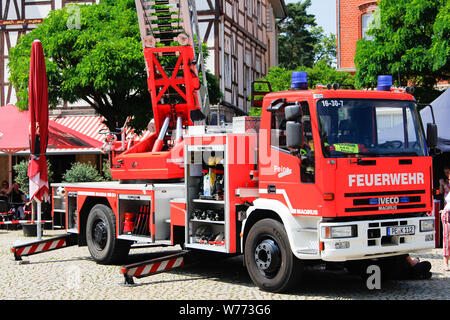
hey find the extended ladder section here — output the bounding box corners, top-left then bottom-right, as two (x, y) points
(110, 0), (210, 181)
(185, 0), (210, 114)
(134, 0), (209, 115)
(135, 0), (184, 47)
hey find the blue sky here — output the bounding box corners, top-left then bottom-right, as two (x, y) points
(284, 0), (337, 36)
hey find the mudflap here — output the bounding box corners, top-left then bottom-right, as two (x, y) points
(121, 250), (189, 285)
(11, 233), (78, 261)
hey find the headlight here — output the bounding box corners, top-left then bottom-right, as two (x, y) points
(420, 219), (434, 232)
(322, 225), (357, 239)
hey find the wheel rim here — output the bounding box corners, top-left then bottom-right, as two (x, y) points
(92, 220), (108, 251)
(254, 238), (281, 278)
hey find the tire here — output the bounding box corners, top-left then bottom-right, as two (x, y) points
(244, 219), (303, 293)
(86, 204), (131, 265)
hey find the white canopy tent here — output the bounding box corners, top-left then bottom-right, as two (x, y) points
(420, 88), (450, 152)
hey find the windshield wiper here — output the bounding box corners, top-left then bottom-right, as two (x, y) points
(388, 152), (419, 156)
(354, 152), (380, 157)
(378, 152), (419, 157)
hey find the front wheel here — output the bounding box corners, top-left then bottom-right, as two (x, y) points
(244, 219), (303, 293)
(86, 204), (131, 264)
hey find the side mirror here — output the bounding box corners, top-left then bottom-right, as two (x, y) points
(286, 121), (303, 149)
(426, 123), (438, 149)
(285, 105), (301, 121)
(190, 109), (206, 122)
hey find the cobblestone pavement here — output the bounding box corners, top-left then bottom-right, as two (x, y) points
(1, 229), (449, 300)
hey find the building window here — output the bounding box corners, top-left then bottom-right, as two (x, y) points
(361, 12), (374, 40)
(224, 53), (231, 88)
(266, 3), (273, 32)
(257, 0), (262, 26)
(245, 66), (251, 92)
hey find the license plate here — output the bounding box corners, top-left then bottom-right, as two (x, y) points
(387, 225), (415, 236)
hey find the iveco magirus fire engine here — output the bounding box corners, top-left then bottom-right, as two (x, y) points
(10, 1), (438, 293)
(12, 67), (438, 292)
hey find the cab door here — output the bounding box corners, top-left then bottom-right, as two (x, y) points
(259, 100), (321, 216)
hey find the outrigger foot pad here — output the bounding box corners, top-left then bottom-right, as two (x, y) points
(120, 250), (188, 285)
(10, 233), (77, 261)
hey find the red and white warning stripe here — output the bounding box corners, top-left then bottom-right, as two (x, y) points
(0, 220), (52, 225)
(124, 256), (184, 278)
(13, 237), (67, 257)
(11, 234), (77, 260)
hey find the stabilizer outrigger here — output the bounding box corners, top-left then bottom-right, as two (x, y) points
(121, 250), (189, 285)
(11, 233), (78, 261)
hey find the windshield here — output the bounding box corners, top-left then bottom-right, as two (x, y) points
(317, 99), (427, 158)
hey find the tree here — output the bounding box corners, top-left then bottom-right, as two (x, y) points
(250, 61), (355, 116)
(8, 0), (221, 133)
(278, 0), (318, 69)
(354, 0), (449, 102)
(311, 27), (337, 66)
(62, 162), (104, 183)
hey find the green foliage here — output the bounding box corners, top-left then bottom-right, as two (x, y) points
(311, 27), (337, 66)
(355, 0), (449, 103)
(102, 159), (113, 181)
(278, 0), (318, 69)
(62, 162), (104, 183)
(257, 62), (355, 92)
(13, 160), (54, 195)
(249, 62), (355, 116)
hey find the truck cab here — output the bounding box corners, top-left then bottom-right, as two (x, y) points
(242, 73), (436, 291)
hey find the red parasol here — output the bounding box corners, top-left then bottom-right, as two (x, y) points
(27, 39), (49, 203)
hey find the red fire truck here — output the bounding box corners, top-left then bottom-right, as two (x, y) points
(10, 3), (438, 293)
(12, 66), (438, 292)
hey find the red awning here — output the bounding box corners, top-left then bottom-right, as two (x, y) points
(0, 104), (103, 154)
(52, 114), (153, 143)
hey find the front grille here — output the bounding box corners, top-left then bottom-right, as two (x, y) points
(345, 204), (426, 213)
(344, 190), (426, 213)
(352, 196), (421, 206)
(344, 190), (425, 197)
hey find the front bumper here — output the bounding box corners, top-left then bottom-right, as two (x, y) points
(319, 216), (435, 262)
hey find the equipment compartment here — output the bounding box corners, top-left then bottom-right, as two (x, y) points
(185, 143), (227, 253)
(118, 194), (152, 238)
(67, 191), (78, 232)
(51, 184), (66, 229)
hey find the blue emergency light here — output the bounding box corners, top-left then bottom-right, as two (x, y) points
(377, 75), (393, 91)
(291, 71), (308, 90)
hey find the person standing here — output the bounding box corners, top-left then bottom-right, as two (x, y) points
(442, 193), (450, 271)
(439, 165), (450, 204)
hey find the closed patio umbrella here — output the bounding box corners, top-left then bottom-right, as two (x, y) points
(27, 39), (49, 240)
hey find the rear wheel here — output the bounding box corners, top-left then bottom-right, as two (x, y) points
(86, 204), (131, 264)
(244, 219), (303, 293)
